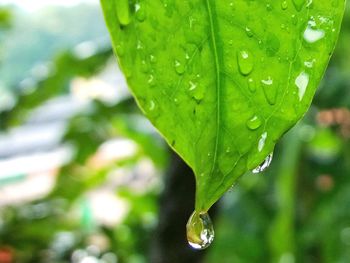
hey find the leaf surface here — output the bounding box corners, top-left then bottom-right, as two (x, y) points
(101, 0), (345, 211)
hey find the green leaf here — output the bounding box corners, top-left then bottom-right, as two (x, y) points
(101, 0), (345, 211)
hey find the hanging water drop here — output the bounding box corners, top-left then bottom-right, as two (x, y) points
(252, 153), (273, 174)
(237, 50), (254, 76)
(186, 211), (214, 250)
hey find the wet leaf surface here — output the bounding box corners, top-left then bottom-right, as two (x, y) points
(101, 0), (345, 211)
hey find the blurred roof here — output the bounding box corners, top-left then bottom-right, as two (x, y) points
(0, 0), (98, 12)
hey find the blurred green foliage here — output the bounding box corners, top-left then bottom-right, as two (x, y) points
(0, 2), (349, 263)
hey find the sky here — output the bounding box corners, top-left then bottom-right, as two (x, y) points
(0, 0), (97, 12)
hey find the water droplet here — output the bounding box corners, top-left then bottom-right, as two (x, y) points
(281, 1), (288, 10)
(148, 100), (156, 111)
(247, 115), (262, 130)
(245, 27), (253, 37)
(163, 0), (175, 17)
(186, 211), (214, 250)
(150, 55), (157, 64)
(137, 40), (144, 50)
(261, 77), (277, 105)
(189, 81), (197, 91)
(141, 60), (149, 73)
(248, 78), (256, 92)
(189, 16), (195, 29)
(174, 60), (185, 75)
(258, 132), (268, 152)
(237, 50), (254, 76)
(303, 20), (325, 43)
(304, 59), (315, 68)
(116, 42), (125, 56)
(291, 15), (298, 25)
(148, 74), (156, 86)
(295, 71), (309, 100)
(252, 153), (273, 173)
(116, 0), (131, 25)
(193, 88), (204, 102)
(266, 3), (272, 11)
(292, 0), (305, 11)
(135, 2), (146, 22)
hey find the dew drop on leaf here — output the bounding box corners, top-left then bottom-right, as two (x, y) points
(186, 211), (214, 250)
(245, 27), (253, 37)
(304, 59), (315, 68)
(135, 2), (146, 22)
(188, 81), (197, 91)
(291, 14), (298, 25)
(258, 132), (268, 152)
(116, 0), (131, 25)
(252, 153), (273, 174)
(281, 1), (288, 10)
(261, 77), (277, 105)
(192, 85), (204, 101)
(150, 55), (157, 64)
(237, 50), (254, 76)
(303, 20), (325, 43)
(141, 60), (149, 73)
(148, 100), (156, 111)
(246, 115), (262, 130)
(115, 42), (125, 56)
(148, 74), (156, 86)
(295, 71), (309, 100)
(248, 78), (256, 92)
(174, 60), (185, 75)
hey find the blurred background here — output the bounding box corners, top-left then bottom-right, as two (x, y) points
(0, 1), (349, 263)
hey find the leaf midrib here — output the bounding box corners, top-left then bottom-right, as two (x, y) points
(205, 0), (221, 179)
